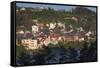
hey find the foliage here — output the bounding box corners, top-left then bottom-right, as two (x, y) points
(16, 6), (96, 31)
(16, 45), (27, 57)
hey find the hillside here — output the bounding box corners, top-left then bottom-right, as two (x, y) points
(16, 6), (97, 31)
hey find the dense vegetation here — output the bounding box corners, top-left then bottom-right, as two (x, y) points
(16, 6), (96, 31)
(16, 39), (97, 65)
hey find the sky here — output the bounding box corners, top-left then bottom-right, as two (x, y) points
(16, 3), (96, 12)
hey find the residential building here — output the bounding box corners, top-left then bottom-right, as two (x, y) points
(16, 30), (24, 34)
(21, 39), (38, 50)
(20, 7), (26, 11)
(32, 25), (39, 35)
(49, 23), (56, 29)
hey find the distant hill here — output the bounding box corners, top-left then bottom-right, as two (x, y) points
(16, 6), (97, 31)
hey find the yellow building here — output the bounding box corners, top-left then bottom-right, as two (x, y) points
(21, 39), (38, 50)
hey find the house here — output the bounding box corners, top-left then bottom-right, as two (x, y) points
(38, 33), (60, 46)
(39, 6), (44, 9)
(43, 34), (59, 46)
(76, 27), (84, 32)
(43, 36), (51, 46)
(32, 25), (39, 35)
(63, 31), (85, 42)
(25, 30), (31, 34)
(46, 24), (49, 27)
(21, 39), (38, 50)
(85, 31), (92, 40)
(16, 30), (24, 34)
(79, 27), (84, 31)
(63, 35), (79, 41)
(57, 22), (65, 29)
(49, 23), (56, 29)
(16, 39), (21, 46)
(16, 9), (19, 13)
(78, 31), (85, 41)
(32, 25), (39, 32)
(49, 33), (59, 45)
(20, 7), (26, 11)
(85, 31), (92, 37)
(32, 19), (38, 23)
(72, 16), (78, 22)
(79, 38), (84, 42)
(16, 31), (33, 47)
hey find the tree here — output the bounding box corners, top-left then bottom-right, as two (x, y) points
(68, 47), (78, 62)
(18, 52), (31, 65)
(79, 41), (89, 62)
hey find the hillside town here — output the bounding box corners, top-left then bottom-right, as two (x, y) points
(15, 3), (97, 66)
(16, 18), (96, 50)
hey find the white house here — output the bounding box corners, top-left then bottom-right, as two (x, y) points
(16, 9), (19, 13)
(79, 38), (84, 42)
(16, 30), (24, 34)
(20, 7), (26, 11)
(21, 39), (38, 50)
(85, 31), (92, 37)
(46, 24), (49, 27)
(32, 19), (38, 23)
(49, 23), (56, 29)
(79, 27), (84, 31)
(57, 22), (65, 29)
(76, 27), (84, 32)
(72, 16), (78, 22)
(32, 25), (39, 33)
